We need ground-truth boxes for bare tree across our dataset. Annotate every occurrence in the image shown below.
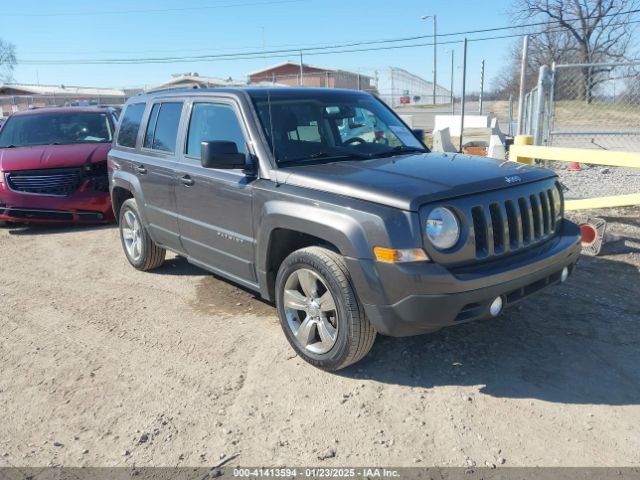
[493,26,577,98]
[521,0,639,102]
[0,39,16,83]
[493,0,639,102]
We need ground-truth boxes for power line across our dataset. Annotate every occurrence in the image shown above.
[16,8,640,65]
[12,33,551,66]
[20,7,640,57]
[19,19,640,66]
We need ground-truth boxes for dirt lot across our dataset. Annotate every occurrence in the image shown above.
[1,207,639,468]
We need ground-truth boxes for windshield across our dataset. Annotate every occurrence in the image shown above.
[250,91,426,165]
[0,112,113,148]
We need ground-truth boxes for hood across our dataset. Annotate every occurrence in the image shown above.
[278,152,557,211]
[0,143,111,172]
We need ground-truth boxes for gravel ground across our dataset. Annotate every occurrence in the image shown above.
[551,163,639,200]
[0,207,639,468]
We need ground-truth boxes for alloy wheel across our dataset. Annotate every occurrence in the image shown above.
[283,268,339,355]
[122,209,143,262]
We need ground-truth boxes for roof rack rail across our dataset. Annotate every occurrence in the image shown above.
[142,85,202,94]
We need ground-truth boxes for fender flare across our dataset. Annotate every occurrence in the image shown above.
[110,172,151,229]
[256,200,374,274]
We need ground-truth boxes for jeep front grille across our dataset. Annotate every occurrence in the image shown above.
[6,168,83,196]
[471,186,560,258]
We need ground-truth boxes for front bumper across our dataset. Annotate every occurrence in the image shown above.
[347,219,582,336]
[0,186,114,224]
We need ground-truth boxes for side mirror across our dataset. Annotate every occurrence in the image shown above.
[201,141,246,169]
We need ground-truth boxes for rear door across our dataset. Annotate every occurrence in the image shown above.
[134,101,185,251]
[174,99,257,287]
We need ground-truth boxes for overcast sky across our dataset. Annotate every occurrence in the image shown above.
[4,0,516,93]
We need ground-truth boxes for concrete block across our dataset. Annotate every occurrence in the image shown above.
[432,128,458,153]
[487,134,506,160]
[434,115,494,137]
[490,117,506,143]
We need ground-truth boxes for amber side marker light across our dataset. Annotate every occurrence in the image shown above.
[373,247,430,263]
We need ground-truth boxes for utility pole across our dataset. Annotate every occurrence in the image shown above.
[420,15,437,105]
[390,67,395,107]
[517,35,529,135]
[479,59,485,114]
[433,15,437,105]
[299,51,304,86]
[450,50,454,114]
[459,38,468,153]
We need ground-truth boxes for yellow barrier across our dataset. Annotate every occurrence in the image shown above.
[513,135,534,165]
[565,194,640,210]
[510,145,640,169]
[509,144,640,211]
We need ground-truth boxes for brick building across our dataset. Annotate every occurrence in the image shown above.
[248,62,376,93]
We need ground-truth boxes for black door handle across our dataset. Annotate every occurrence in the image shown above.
[135,165,147,174]
[180,175,195,187]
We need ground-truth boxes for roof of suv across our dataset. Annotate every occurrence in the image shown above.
[130,86,371,102]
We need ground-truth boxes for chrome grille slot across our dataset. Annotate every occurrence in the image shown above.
[471,206,488,257]
[489,203,505,254]
[547,189,556,231]
[7,168,83,196]
[518,197,532,244]
[504,200,520,249]
[529,194,542,240]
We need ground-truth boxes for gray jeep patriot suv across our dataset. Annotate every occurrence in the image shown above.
[108,87,581,371]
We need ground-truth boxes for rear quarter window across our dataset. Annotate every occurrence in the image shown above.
[116,103,146,148]
[143,102,183,153]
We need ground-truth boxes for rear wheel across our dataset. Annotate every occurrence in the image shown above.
[119,198,166,271]
[275,246,376,371]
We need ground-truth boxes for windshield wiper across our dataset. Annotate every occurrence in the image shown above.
[283,150,370,164]
[373,146,428,158]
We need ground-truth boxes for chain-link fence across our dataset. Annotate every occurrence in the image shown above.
[547,61,640,152]
[0,94,129,117]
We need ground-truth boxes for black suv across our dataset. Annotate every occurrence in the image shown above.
[108,88,581,371]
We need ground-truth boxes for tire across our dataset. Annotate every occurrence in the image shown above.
[275,246,376,371]
[118,198,166,271]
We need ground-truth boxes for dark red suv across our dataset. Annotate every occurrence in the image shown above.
[0,107,119,224]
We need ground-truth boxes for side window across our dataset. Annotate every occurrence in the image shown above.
[186,103,247,159]
[143,104,160,149]
[143,102,183,153]
[116,103,146,148]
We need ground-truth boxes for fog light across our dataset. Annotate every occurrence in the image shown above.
[489,296,503,317]
[561,266,570,283]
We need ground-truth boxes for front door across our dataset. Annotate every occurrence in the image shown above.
[175,100,256,287]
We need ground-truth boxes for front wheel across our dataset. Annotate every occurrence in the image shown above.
[275,246,376,371]
[119,198,166,271]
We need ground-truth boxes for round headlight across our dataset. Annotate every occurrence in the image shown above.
[426,207,460,250]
